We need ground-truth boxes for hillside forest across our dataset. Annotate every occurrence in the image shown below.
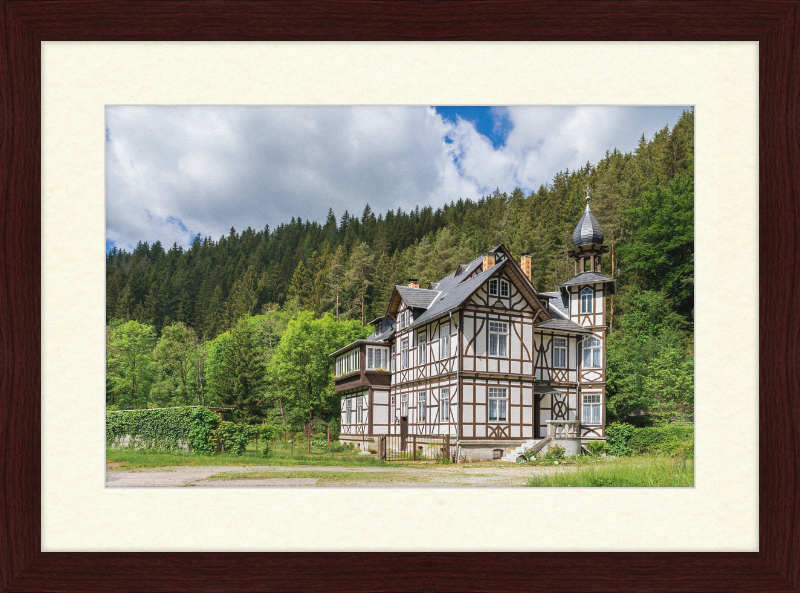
[106,108,695,431]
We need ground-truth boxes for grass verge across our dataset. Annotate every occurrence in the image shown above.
[106,447,390,469]
[526,455,693,487]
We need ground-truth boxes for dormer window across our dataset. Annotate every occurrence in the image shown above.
[580,287,594,313]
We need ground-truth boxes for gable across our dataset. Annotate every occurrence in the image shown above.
[468,266,550,319]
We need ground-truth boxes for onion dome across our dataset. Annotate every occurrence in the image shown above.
[572,187,604,247]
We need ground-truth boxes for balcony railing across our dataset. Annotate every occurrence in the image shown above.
[546,420,580,439]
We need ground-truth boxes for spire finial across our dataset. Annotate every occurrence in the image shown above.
[585,184,591,204]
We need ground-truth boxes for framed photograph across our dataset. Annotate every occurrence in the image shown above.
[2,2,797,591]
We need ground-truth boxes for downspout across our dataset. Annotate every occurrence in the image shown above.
[450,310,461,463]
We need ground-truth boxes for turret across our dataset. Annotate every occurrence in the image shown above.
[569,186,608,274]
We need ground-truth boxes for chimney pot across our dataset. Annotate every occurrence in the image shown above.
[520,254,532,281]
[482,253,496,272]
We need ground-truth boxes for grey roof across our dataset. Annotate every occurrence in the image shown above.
[366,320,395,342]
[559,271,615,287]
[534,318,592,334]
[408,259,510,331]
[572,203,604,247]
[395,285,441,309]
[540,290,570,319]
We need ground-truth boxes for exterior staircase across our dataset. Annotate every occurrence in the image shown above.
[500,436,552,462]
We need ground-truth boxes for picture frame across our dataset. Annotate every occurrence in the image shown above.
[1,1,797,590]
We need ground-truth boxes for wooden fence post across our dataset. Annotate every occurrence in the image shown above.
[444,434,450,460]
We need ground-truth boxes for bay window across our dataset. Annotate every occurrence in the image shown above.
[367,346,387,370]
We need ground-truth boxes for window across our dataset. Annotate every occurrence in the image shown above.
[488,388,507,422]
[582,336,602,368]
[489,278,498,296]
[441,388,450,421]
[488,321,509,357]
[390,345,394,372]
[440,323,450,358]
[581,287,594,313]
[418,392,426,422]
[401,393,408,416]
[582,393,602,424]
[417,331,427,365]
[391,395,397,423]
[401,340,409,369]
[336,349,359,376]
[553,337,567,368]
[500,279,509,297]
[357,397,363,423]
[346,398,352,425]
[398,311,403,330]
[367,347,387,370]
[406,310,411,327]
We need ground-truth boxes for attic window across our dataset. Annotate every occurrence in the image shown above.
[489,279,499,296]
[500,279,509,297]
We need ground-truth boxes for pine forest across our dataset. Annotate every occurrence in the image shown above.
[106,109,695,432]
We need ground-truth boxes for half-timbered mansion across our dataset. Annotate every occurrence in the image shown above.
[330,193,614,462]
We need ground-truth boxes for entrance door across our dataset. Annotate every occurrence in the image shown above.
[400,417,408,451]
[534,396,541,439]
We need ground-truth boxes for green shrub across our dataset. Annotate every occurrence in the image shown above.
[188,407,222,454]
[586,440,609,456]
[210,421,256,456]
[606,422,635,456]
[630,425,694,455]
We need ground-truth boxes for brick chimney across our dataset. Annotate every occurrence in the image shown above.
[520,254,532,281]
[482,253,496,272]
[408,278,420,289]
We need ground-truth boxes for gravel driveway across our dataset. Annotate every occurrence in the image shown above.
[106,463,562,488]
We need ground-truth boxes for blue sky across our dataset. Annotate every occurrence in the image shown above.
[106,105,689,252]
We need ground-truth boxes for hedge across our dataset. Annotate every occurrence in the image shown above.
[107,407,284,456]
[605,422,694,457]
[630,425,694,456]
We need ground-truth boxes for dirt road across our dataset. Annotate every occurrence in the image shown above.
[106,462,562,488]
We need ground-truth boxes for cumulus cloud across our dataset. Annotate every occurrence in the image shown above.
[106,105,687,250]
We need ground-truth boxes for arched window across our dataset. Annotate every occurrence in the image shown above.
[580,287,594,313]
[582,336,602,369]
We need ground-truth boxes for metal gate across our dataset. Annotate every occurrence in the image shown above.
[380,433,450,461]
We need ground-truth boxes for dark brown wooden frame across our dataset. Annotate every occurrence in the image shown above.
[0,1,797,591]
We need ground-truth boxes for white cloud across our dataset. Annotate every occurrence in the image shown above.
[106,105,688,250]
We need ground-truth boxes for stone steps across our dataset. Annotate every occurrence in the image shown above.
[500,438,546,463]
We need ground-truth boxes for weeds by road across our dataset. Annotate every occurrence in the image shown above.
[526,455,694,487]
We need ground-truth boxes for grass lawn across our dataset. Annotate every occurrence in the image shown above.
[526,455,694,487]
[106,440,390,469]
